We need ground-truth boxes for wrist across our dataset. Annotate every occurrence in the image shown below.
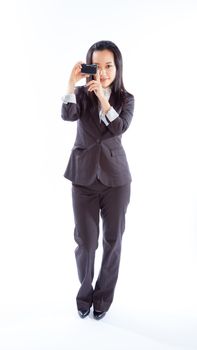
[99,97,110,114]
[103,105,111,114]
[102,105,111,115]
[67,80,75,94]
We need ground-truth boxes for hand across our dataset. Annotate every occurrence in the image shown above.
[86,71,104,99]
[87,71,111,114]
[67,61,90,93]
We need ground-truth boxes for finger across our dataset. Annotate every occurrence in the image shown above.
[87,84,95,89]
[81,72,90,78]
[86,80,97,86]
[88,85,97,92]
[95,70,100,82]
[77,60,83,66]
[74,61,84,72]
[74,61,83,69]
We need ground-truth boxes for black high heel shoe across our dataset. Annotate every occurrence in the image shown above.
[93,310,106,320]
[78,309,90,319]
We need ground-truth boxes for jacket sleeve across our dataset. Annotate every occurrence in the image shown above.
[61,87,82,121]
[106,93,134,135]
[61,102,80,121]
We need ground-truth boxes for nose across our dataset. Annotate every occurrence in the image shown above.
[99,68,107,76]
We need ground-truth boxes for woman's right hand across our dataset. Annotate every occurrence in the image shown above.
[67,61,89,93]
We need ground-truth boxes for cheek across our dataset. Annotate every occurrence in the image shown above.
[111,69,116,80]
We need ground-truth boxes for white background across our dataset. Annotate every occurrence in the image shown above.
[0,0,197,349]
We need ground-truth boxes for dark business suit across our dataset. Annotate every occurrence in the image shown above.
[61,86,134,311]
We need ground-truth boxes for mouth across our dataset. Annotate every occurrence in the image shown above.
[101,78,109,82]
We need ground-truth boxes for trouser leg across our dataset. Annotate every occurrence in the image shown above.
[72,183,100,310]
[93,182,131,312]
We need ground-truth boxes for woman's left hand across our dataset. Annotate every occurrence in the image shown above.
[86,71,104,99]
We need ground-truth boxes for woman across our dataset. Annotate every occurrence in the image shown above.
[61,40,134,320]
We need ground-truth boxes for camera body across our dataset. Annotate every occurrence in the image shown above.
[81,64,97,75]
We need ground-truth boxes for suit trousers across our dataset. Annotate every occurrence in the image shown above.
[72,178,131,312]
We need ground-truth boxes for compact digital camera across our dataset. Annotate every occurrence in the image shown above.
[81,64,97,75]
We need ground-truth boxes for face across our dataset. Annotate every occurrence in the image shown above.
[92,49,116,88]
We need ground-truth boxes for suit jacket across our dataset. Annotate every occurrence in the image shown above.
[61,86,134,187]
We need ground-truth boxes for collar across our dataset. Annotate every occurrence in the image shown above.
[102,87,111,99]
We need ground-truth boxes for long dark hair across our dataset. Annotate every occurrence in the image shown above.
[77,40,127,113]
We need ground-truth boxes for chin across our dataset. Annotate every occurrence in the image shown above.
[101,80,111,88]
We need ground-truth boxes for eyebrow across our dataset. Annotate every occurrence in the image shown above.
[94,62,113,64]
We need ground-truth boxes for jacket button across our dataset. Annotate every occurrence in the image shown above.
[96,139,101,144]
